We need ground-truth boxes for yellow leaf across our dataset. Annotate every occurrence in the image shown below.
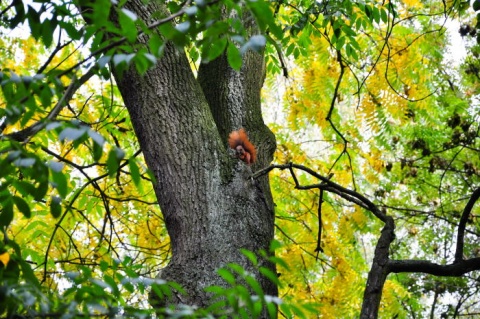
[0,252,10,267]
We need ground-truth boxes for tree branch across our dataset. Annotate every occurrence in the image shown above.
[388,258,480,276]
[455,187,480,262]
[5,66,97,142]
[253,163,388,223]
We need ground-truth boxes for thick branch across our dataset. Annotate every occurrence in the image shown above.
[360,217,395,319]
[388,258,480,276]
[455,187,480,262]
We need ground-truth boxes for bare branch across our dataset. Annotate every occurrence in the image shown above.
[253,163,388,223]
[455,187,480,262]
[388,258,480,276]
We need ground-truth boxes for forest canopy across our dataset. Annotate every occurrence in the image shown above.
[0,0,479,318]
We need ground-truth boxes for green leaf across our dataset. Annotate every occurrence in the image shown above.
[204,285,225,295]
[128,158,141,188]
[158,23,186,46]
[13,157,35,167]
[259,266,280,286]
[48,161,64,173]
[372,6,380,24]
[88,129,105,161]
[167,281,185,295]
[119,8,138,43]
[92,141,103,162]
[8,0,26,29]
[59,20,83,40]
[41,18,55,47]
[364,5,372,19]
[336,36,345,51]
[33,180,48,201]
[240,35,266,54]
[269,239,282,252]
[149,35,164,56]
[268,256,290,270]
[13,180,36,198]
[50,195,62,218]
[206,299,228,314]
[112,53,136,67]
[245,275,264,298]
[18,256,41,288]
[27,5,41,40]
[207,37,228,61]
[88,129,105,147]
[227,263,245,276]
[340,24,354,38]
[51,170,68,198]
[217,268,236,285]
[474,0,480,11]
[90,0,112,28]
[247,0,282,39]
[151,284,164,299]
[39,85,53,107]
[240,248,258,266]
[134,52,156,75]
[227,42,242,71]
[12,196,31,218]
[59,127,88,142]
[0,198,14,228]
[107,147,125,177]
[380,8,388,23]
[267,302,277,318]
[103,274,120,296]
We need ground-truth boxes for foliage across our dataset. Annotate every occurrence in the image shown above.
[0,0,479,318]
[265,0,480,317]
[0,242,311,318]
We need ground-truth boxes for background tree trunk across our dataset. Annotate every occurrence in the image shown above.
[111,0,277,309]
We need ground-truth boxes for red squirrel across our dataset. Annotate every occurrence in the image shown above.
[228,128,257,165]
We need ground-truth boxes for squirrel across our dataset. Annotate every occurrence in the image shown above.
[228,128,257,165]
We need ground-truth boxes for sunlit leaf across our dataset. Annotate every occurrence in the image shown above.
[227,42,242,71]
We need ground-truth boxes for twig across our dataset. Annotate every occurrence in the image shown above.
[315,189,324,259]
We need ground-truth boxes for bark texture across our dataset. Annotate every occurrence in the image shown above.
[111,0,277,311]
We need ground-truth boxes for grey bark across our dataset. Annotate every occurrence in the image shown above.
[110,0,277,311]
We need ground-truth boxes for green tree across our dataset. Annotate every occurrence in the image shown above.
[267,0,480,317]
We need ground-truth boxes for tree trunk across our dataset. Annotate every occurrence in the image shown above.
[111,0,277,311]
[360,217,395,319]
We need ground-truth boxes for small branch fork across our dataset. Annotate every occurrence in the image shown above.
[254,163,480,318]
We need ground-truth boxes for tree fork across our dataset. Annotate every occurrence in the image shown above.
[107,0,277,312]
